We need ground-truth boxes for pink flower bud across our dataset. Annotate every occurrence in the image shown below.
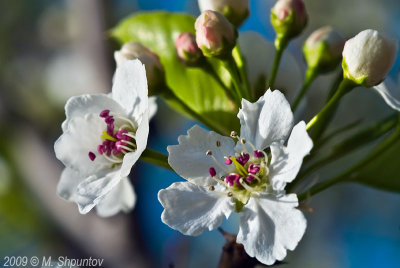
[198,0,250,27]
[195,10,237,58]
[175,33,203,65]
[271,0,308,45]
[114,42,165,93]
[303,26,345,73]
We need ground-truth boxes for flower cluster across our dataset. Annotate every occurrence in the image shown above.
[54,0,400,266]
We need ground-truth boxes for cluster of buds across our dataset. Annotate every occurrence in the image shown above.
[303,26,345,73]
[342,29,398,87]
[114,42,165,93]
[198,0,250,27]
[271,0,308,48]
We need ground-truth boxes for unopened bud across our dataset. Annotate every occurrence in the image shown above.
[271,0,307,48]
[342,29,398,87]
[114,42,165,94]
[198,0,250,27]
[195,10,238,58]
[175,33,203,65]
[303,26,345,73]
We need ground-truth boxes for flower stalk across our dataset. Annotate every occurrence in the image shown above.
[140,148,172,171]
[292,67,319,111]
[306,78,356,140]
[298,114,400,201]
[289,113,398,192]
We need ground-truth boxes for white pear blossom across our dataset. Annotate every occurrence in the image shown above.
[158,90,312,265]
[343,29,399,110]
[55,59,156,216]
[238,32,303,102]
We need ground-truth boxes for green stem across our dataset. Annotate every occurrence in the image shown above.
[268,37,288,89]
[292,68,319,112]
[298,115,400,201]
[232,45,252,100]
[223,56,248,104]
[203,61,239,110]
[140,148,172,171]
[306,78,356,140]
[288,114,396,192]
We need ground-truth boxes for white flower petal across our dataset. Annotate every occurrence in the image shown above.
[238,89,294,150]
[237,194,307,265]
[75,171,122,214]
[238,32,303,101]
[112,59,149,119]
[61,94,126,132]
[270,121,313,191]
[372,80,400,111]
[167,125,236,186]
[95,178,136,217]
[57,168,83,201]
[158,181,234,236]
[120,112,149,177]
[55,113,112,177]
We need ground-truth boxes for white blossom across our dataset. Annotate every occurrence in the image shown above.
[55,60,156,216]
[158,90,312,265]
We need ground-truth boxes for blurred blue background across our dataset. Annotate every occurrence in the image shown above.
[0,0,399,267]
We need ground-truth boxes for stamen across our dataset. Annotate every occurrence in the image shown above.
[224,157,232,165]
[97,145,104,155]
[99,110,110,118]
[227,192,233,197]
[240,138,246,144]
[124,132,136,139]
[237,153,250,165]
[105,116,114,125]
[209,154,231,174]
[206,150,212,156]
[248,163,260,174]
[114,115,136,128]
[230,131,238,138]
[239,178,255,192]
[209,186,215,191]
[88,152,96,161]
[216,141,221,147]
[209,167,216,177]
[103,154,123,163]
[117,144,135,152]
[253,150,262,158]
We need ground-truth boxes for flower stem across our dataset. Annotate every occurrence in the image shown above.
[289,113,397,192]
[306,78,356,141]
[298,115,400,201]
[223,55,250,104]
[292,67,318,112]
[232,45,252,100]
[268,37,288,89]
[203,61,239,110]
[140,148,172,171]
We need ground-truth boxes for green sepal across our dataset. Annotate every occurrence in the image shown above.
[342,59,368,86]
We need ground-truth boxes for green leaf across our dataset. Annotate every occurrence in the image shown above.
[351,127,400,192]
[111,11,238,134]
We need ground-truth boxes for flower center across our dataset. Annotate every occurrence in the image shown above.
[206,131,272,209]
[88,109,137,165]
